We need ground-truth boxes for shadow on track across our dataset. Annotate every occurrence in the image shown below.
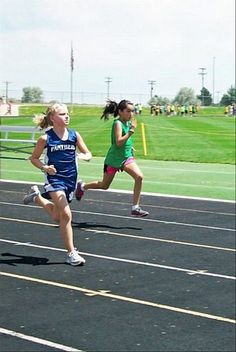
[0,253,64,266]
[72,221,142,231]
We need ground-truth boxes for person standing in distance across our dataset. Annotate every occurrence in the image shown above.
[76,100,149,217]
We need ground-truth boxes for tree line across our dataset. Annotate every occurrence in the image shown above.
[14,85,236,106]
[149,86,235,107]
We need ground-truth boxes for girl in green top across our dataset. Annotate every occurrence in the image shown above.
[76,100,149,217]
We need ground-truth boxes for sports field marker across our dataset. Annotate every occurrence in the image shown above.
[141,122,147,156]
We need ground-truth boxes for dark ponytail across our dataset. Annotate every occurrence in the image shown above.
[101,99,133,120]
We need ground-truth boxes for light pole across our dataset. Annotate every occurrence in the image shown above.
[198,68,207,105]
[105,77,112,101]
[212,57,216,104]
[3,81,12,103]
[148,80,156,99]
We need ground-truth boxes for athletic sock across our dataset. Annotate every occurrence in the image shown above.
[132,204,139,211]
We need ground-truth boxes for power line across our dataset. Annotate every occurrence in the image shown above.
[148,80,156,99]
[2,81,12,103]
[198,68,207,105]
[105,77,112,101]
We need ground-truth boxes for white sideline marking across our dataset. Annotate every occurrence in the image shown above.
[0,203,235,232]
[0,327,82,351]
[0,179,235,203]
[0,272,235,325]
[0,238,235,281]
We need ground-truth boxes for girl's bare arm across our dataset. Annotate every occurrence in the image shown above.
[30,135,56,174]
[76,132,92,161]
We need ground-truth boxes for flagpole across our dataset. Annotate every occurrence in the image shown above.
[70,42,74,112]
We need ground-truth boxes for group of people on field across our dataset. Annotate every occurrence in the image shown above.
[23,100,149,266]
[150,104,200,117]
[224,104,236,116]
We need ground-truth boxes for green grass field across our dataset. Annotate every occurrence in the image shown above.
[1,105,235,164]
[0,105,235,200]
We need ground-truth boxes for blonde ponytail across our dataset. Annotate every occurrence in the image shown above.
[33,103,67,129]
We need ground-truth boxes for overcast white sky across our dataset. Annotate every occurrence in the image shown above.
[0,0,235,103]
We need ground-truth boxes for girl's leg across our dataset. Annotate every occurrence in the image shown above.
[123,161,143,205]
[84,172,116,190]
[75,171,116,201]
[34,194,60,223]
[49,191,74,252]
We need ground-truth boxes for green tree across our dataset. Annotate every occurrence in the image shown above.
[173,87,197,105]
[148,95,169,106]
[197,87,212,106]
[21,87,44,103]
[220,86,236,106]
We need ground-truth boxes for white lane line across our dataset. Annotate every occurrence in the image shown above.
[0,238,235,281]
[82,228,236,252]
[0,192,235,215]
[0,203,235,232]
[1,216,235,252]
[73,210,236,232]
[0,272,235,325]
[0,179,235,203]
[83,198,236,216]
[0,327,82,351]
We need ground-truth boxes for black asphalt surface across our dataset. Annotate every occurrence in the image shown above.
[0,181,235,352]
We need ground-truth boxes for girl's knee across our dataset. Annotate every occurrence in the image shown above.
[59,208,72,222]
[52,215,60,224]
[102,184,110,190]
[135,173,143,182]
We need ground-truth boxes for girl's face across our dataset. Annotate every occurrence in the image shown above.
[51,105,70,126]
[119,104,134,121]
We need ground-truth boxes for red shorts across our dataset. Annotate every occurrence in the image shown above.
[104,157,135,175]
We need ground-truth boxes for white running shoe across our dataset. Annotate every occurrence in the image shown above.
[131,207,149,217]
[23,185,40,205]
[66,249,86,266]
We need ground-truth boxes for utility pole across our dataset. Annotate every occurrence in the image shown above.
[198,68,207,105]
[148,80,156,99]
[70,42,74,109]
[105,77,112,101]
[3,81,12,103]
[212,57,216,104]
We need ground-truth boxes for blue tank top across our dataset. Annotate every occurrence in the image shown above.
[44,128,77,190]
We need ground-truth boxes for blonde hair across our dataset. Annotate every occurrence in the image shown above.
[33,103,68,129]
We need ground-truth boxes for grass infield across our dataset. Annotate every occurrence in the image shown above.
[0,105,235,200]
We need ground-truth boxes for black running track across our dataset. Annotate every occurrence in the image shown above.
[0,181,235,352]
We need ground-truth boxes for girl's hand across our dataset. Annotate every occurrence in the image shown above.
[77,151,92,161]
[43,165,57,175]
[130,118,137,130]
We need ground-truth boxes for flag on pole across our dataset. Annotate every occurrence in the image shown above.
[70,44,74,72]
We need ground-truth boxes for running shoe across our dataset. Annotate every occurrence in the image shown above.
[131,207,149,217]
[23,185,40,205]
[66,249,86,266]
[75,180,84,201]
